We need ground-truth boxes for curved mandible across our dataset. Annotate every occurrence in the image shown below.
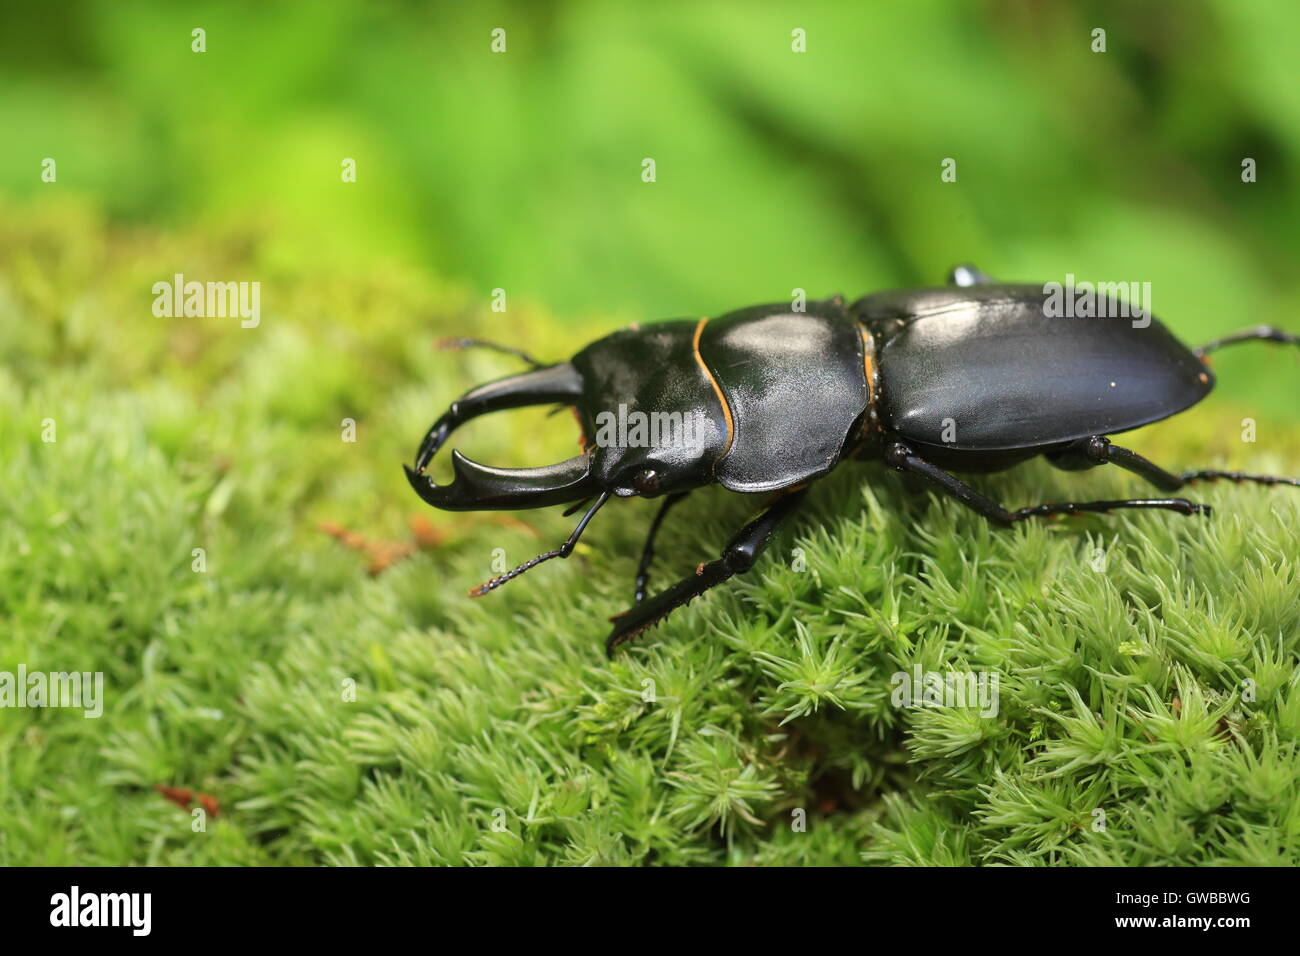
[406,362,594,511]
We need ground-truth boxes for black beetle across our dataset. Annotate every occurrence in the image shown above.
[406,265,1299,654]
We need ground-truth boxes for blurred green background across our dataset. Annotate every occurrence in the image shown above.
[2,0,1298,412]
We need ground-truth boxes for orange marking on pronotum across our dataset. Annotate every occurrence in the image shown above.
[693,317,734,467]
[860,330,876,405]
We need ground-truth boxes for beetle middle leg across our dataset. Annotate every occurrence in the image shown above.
[606,489,808,655]
[1048,435,1300,492]
[884,442,1210,527]
[633,491,690,603]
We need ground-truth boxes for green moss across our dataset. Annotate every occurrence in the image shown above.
[1,206,1298,866]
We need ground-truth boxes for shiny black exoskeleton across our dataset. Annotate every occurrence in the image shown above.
[407,265,1300,654]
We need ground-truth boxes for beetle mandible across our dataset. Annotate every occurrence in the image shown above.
[406,265,1300,654]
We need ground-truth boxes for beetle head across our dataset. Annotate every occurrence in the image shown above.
[407,323,731,511]
[570,323,729,499]
[579,409,722,499]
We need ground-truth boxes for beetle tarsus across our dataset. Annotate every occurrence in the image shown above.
[1050,435,1300,494]
[1179,469,1300,489]
[1009,498,1211,521]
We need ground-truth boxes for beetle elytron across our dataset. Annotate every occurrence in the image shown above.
[406,266,1299,654]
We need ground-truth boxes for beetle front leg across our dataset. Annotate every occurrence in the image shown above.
[885,442,1210,526]
[606,489,807,655]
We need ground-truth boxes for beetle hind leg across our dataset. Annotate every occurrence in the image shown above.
[1049,435,1300,492]
[1177,469,1300,489]
[885,442,1210,527]
[1194,325,1300,359]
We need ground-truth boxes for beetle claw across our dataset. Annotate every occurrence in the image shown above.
[410,361,587,484]
[405,451,595,512]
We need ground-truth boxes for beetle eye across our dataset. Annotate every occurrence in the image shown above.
[632,468,661,496]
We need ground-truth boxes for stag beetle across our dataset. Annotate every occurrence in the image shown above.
[406,265,1300,654]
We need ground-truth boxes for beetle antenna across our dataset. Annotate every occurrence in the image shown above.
[561,497,593,517]
[1194,325,1300,359]
[469,491,610,597]
[437,336,544,368]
